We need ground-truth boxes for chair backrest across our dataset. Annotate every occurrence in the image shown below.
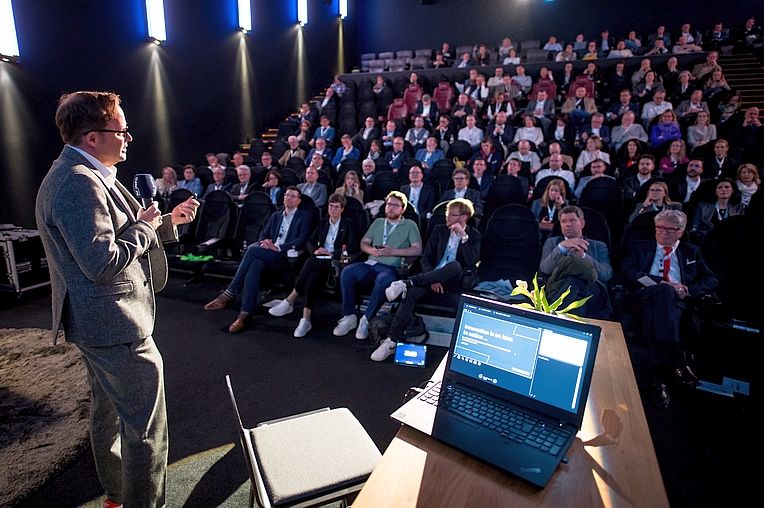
[195,191,237,253]
[368,171,401,201]
[402,84,423,112]
[415,48,433,59]
[234,193,276,258]
[387,98,408,121]
[454,45,473,58]
[482,175,528,227]
[396,50,413,61]
[388,59,407,72]
[446,140,472,161]
[632,177,682,205]
[378,51,395,60]
[432,81,454,111]
[270,140,289,161]
[368,59,385,73]
[479,204,540,283]
[520,40,541,55]
[338,102,356,122]
[409,57,430,70]
[525,48,549,63]
[531,77,557,100]
[579,177,624,240]
[357,101,377,124]
[279,168,300,188]
[342,197,370,237]
[431,158,456,192]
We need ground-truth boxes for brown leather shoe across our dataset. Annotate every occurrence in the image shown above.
[204,293,232,311]
[228,313,250,333]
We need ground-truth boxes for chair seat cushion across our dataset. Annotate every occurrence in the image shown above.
[251,407,381,505]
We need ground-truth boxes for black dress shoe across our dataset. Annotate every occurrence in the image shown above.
[676,365,701,387]
[653,383,670,408]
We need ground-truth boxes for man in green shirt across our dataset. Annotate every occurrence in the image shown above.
[334,191,423,340]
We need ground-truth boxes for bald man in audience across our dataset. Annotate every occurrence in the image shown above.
[229,165,252,201]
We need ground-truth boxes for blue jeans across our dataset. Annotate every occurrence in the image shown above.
[340,261,398,319]
[228,245,288,314]
[568,109,592,128]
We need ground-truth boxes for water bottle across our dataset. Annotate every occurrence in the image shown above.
[340,244,349,264]
[240,240,247,256]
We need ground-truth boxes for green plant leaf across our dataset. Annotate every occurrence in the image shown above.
[548,286,571,311]
[558,312,587,322]
[532,274,543,309]
[510,286,534,301]
[558,295,592,314]
[539,285,550,312]
[515,303,535,309]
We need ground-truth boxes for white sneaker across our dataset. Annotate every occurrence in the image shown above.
[385,280,407,301]
[294,318,312,337]
[333,314,358,336]
[371,338,397,362]
[268,299,293,317]
[355,315,369,340]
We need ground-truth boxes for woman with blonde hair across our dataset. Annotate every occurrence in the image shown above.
[336,169,364,204]
[736,163,760,207]
[155,166,178,198]
[531,178,568,233]
[575,136,610,174]
[687,110,717,151]
[628,180,681,223]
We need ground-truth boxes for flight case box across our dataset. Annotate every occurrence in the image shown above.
[0,227,51,297]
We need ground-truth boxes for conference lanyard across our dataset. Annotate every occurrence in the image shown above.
[382,220,398,245]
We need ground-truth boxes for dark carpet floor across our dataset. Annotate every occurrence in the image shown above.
[0,276,754,507]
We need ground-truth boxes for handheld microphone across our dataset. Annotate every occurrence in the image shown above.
[133,174,157,209]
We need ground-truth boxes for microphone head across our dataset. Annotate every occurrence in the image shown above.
[133,174,157,199]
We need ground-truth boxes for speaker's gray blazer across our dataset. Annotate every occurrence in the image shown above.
[36,146,178,346]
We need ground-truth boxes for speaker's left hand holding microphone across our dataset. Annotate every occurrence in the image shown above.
[133,173,199,227]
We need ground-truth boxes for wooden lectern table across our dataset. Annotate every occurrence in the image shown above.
[353,319,669,508]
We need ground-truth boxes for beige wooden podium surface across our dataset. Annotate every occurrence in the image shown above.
[353,319,669,508]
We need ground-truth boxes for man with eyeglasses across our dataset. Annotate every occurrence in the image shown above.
[438,167,483,218]
[204,186,312,333]
[334,191,422,340]
[36,91,199,507]
[621,210,717,408]
[379,199,481,361]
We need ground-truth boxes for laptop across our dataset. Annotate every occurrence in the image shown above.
[393,294,601,488]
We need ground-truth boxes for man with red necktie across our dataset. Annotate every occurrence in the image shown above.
[621,210,717,408]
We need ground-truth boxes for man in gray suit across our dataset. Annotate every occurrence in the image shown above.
[35,91,199,508]
[539,205,612,319]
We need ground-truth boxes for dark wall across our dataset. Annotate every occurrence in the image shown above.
[356,0,759,54]
[0,0,357,227]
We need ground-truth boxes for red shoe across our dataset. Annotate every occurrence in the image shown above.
[104,500,123,508]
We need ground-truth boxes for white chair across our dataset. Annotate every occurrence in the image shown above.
[225,375,381,508]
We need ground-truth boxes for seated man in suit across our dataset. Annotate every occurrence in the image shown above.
[267,193,361,337]
[561,86,598,129]
[611,111,649,152]
[385,137,408,171]
[202,166,232,198]
[333,191,423,340]
[605,89,640,125]
[297,166,328,207]
[332,134,361,170]
[470,157,494,199]
[401,164,436,217]
[621,210,718,407]
[539,206,613,319]
[674,90,709,119]
[525,89,556,130]
[503,157,531,197]
[229,164,252,202]
[413,94,440,129]
[352,116,380,155]
[469,137,502,176]
[623,154,658,206]
[278,135,307,167]
[378,198,482,361]
[304,136,334,166]
[414,136,445,170]
[581,113,612,147]
[204,186,312,332]
[486,111,514,156]
[438,167,483,218]
[674,159,707,203]
[381,119,402,149]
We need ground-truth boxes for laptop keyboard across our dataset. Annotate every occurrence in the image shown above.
[421,382,442,405]
[442,385,571,456]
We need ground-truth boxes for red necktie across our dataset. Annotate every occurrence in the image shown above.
[662,247,672,281]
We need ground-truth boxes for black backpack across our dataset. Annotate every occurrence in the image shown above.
[368,314,429,346]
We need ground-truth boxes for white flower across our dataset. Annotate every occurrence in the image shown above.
[516,280,528,290]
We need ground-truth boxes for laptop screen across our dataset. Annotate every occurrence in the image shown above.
[448,295,600,417]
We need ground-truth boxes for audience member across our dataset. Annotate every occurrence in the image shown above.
[621,212,717,407]
[691,51,721,80]
[531,178,568,233]
[525,89,555,130]
[278,136,307,167]
[297,166,328,207]
[202,166,231,198]
[204,186,312,332]
[361,158,376,188]
[471,157,494,199]
[229,165,252,202]
[508,140,541,174]
[736,163,760,207]
[728,106,764,165]
[177,164,203,197]
[628,180,681,223]
[334,191,422,339]
[458,114,484,148]
[310,116,336,147]
[633,70,665,103]
[471,137,502,176]
[574,159,616,199]
[438,167,483,217]
[537,153,576,189]
[155,166,178,198]
[401,165,436,216]
[385,137,408,171]
[642,91,674,128]
[561,86,597,128]
[336,169,364,205]
[414,94,440,128]
[581,112,611,147]
[675,90,709,119]
[611,111,649,151]
[405,117,430,151]
[659,139,689,176]
[539,205,613,319]
[687,111,717,151]
[691,178,744,238]
[261,170,283,206]
[675,159,707,203]
[305,136,334,165]
[672,35,702,54]
[575,136,611,174]
[503,157,531,197]
[623,154,658,203]
[514,115,545,147]
[607,89,640,124]
[378,198,481,362]
[332,134,361,170]
[352,117,381,154]
[649,110,682,146]
[267,194,360,337]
